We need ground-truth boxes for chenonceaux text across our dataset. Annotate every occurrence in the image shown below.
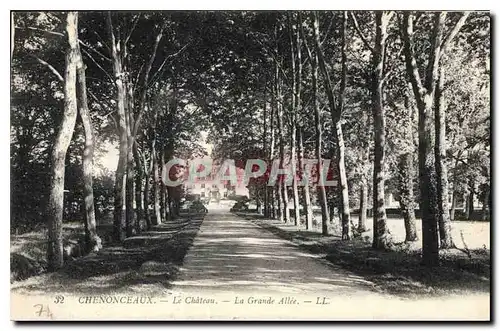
[78,295,155,304]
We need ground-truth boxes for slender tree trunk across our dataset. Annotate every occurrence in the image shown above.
[398,153,418,242]
[47,12,79,270]
[282,182,290,222]
[334,123,352,240]
[133,146,144,233]
[11,12,15,60]
[276,70,289,223]
[358,178,368,232]
[290,125,300,225]
[125,151,135,236]
[482,184,489,221]
[161,150,169,221]
[435,67,453,248]
[108,13,128,242]
[288,14,300,226]
[158,156,167,223]
[262,81,269,218]
[466,182,474,220]
[298,127,313,230]
[312,11,350,238]
[152,142,161,225]
[125,91,135,236]
[450,189,456,221]
[143,150,152,230]
[312,53,329,233]
[269,85,277,220]
[300,15,329,232]
[294,20,312,230]
[276,185,283,222]
[371,11,392,249]
[76,44,101,253]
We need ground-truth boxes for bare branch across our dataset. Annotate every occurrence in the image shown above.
[349,12,374,53]
[124,14,141,46]
[17,26,64,37]
[16,25,111,62]
[31,55,63,82]
[133,25,166,137]
[79,40,111,62]
[81,48,113,83]
[441,12,470,57]
[424,12,446,93]
[402,13,426,104]
[148,41,191,88]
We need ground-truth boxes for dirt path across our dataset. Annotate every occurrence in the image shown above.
[10,207,489,320]
[171,208,380,296]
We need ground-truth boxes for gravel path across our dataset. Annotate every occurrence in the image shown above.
[172,208,381,296]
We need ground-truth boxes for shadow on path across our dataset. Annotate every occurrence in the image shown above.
[240,213,490,298]
[171,209,381,296]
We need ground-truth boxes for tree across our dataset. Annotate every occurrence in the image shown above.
[47,12,79,270]
[76,40,102,252]
[351,11,395,249]
[312,11,351,239]
[402,11,469,265]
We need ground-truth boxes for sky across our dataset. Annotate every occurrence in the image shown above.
[96,130,212,172]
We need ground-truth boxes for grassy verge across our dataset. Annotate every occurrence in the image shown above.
[10,214,205,291]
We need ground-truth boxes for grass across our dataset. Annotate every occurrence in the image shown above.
[11,214,205,295]
[10,213,205,285]
[237,212,490,298]
[10,222,87,282]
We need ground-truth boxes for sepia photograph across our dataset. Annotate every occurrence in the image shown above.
[9,9,491,321]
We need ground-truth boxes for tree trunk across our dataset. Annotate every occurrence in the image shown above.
[334,123,352,240]
[298,126,313,230]
[299,14,327,231]
[466,183,474,220]
[125,100,135,236]
[133,146,144,233]
[402,12,445,266]
[371,11,392,249]
[450,189,456,221]
[418,99,440,265]
[108,13,128,242]
[312,11,350,238]
[276,185,283,222]
[294,19,312,230]
[125,152,135,236]
[282,183,290,223]
[47,12,79,270]
[482,185,489,221]
[288,15,301,227]
[312,53,329,234]
[435,67,453,248]
[11,12,15,60]
[152,143,161,225]
[276,70,289,223]
[143,150,152,230]
[268,74,276,220]
[290,125,300,226]
[398,153,418,242]
[76,44,102,253]
[158,161,167,223]
[358,178,368,232]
